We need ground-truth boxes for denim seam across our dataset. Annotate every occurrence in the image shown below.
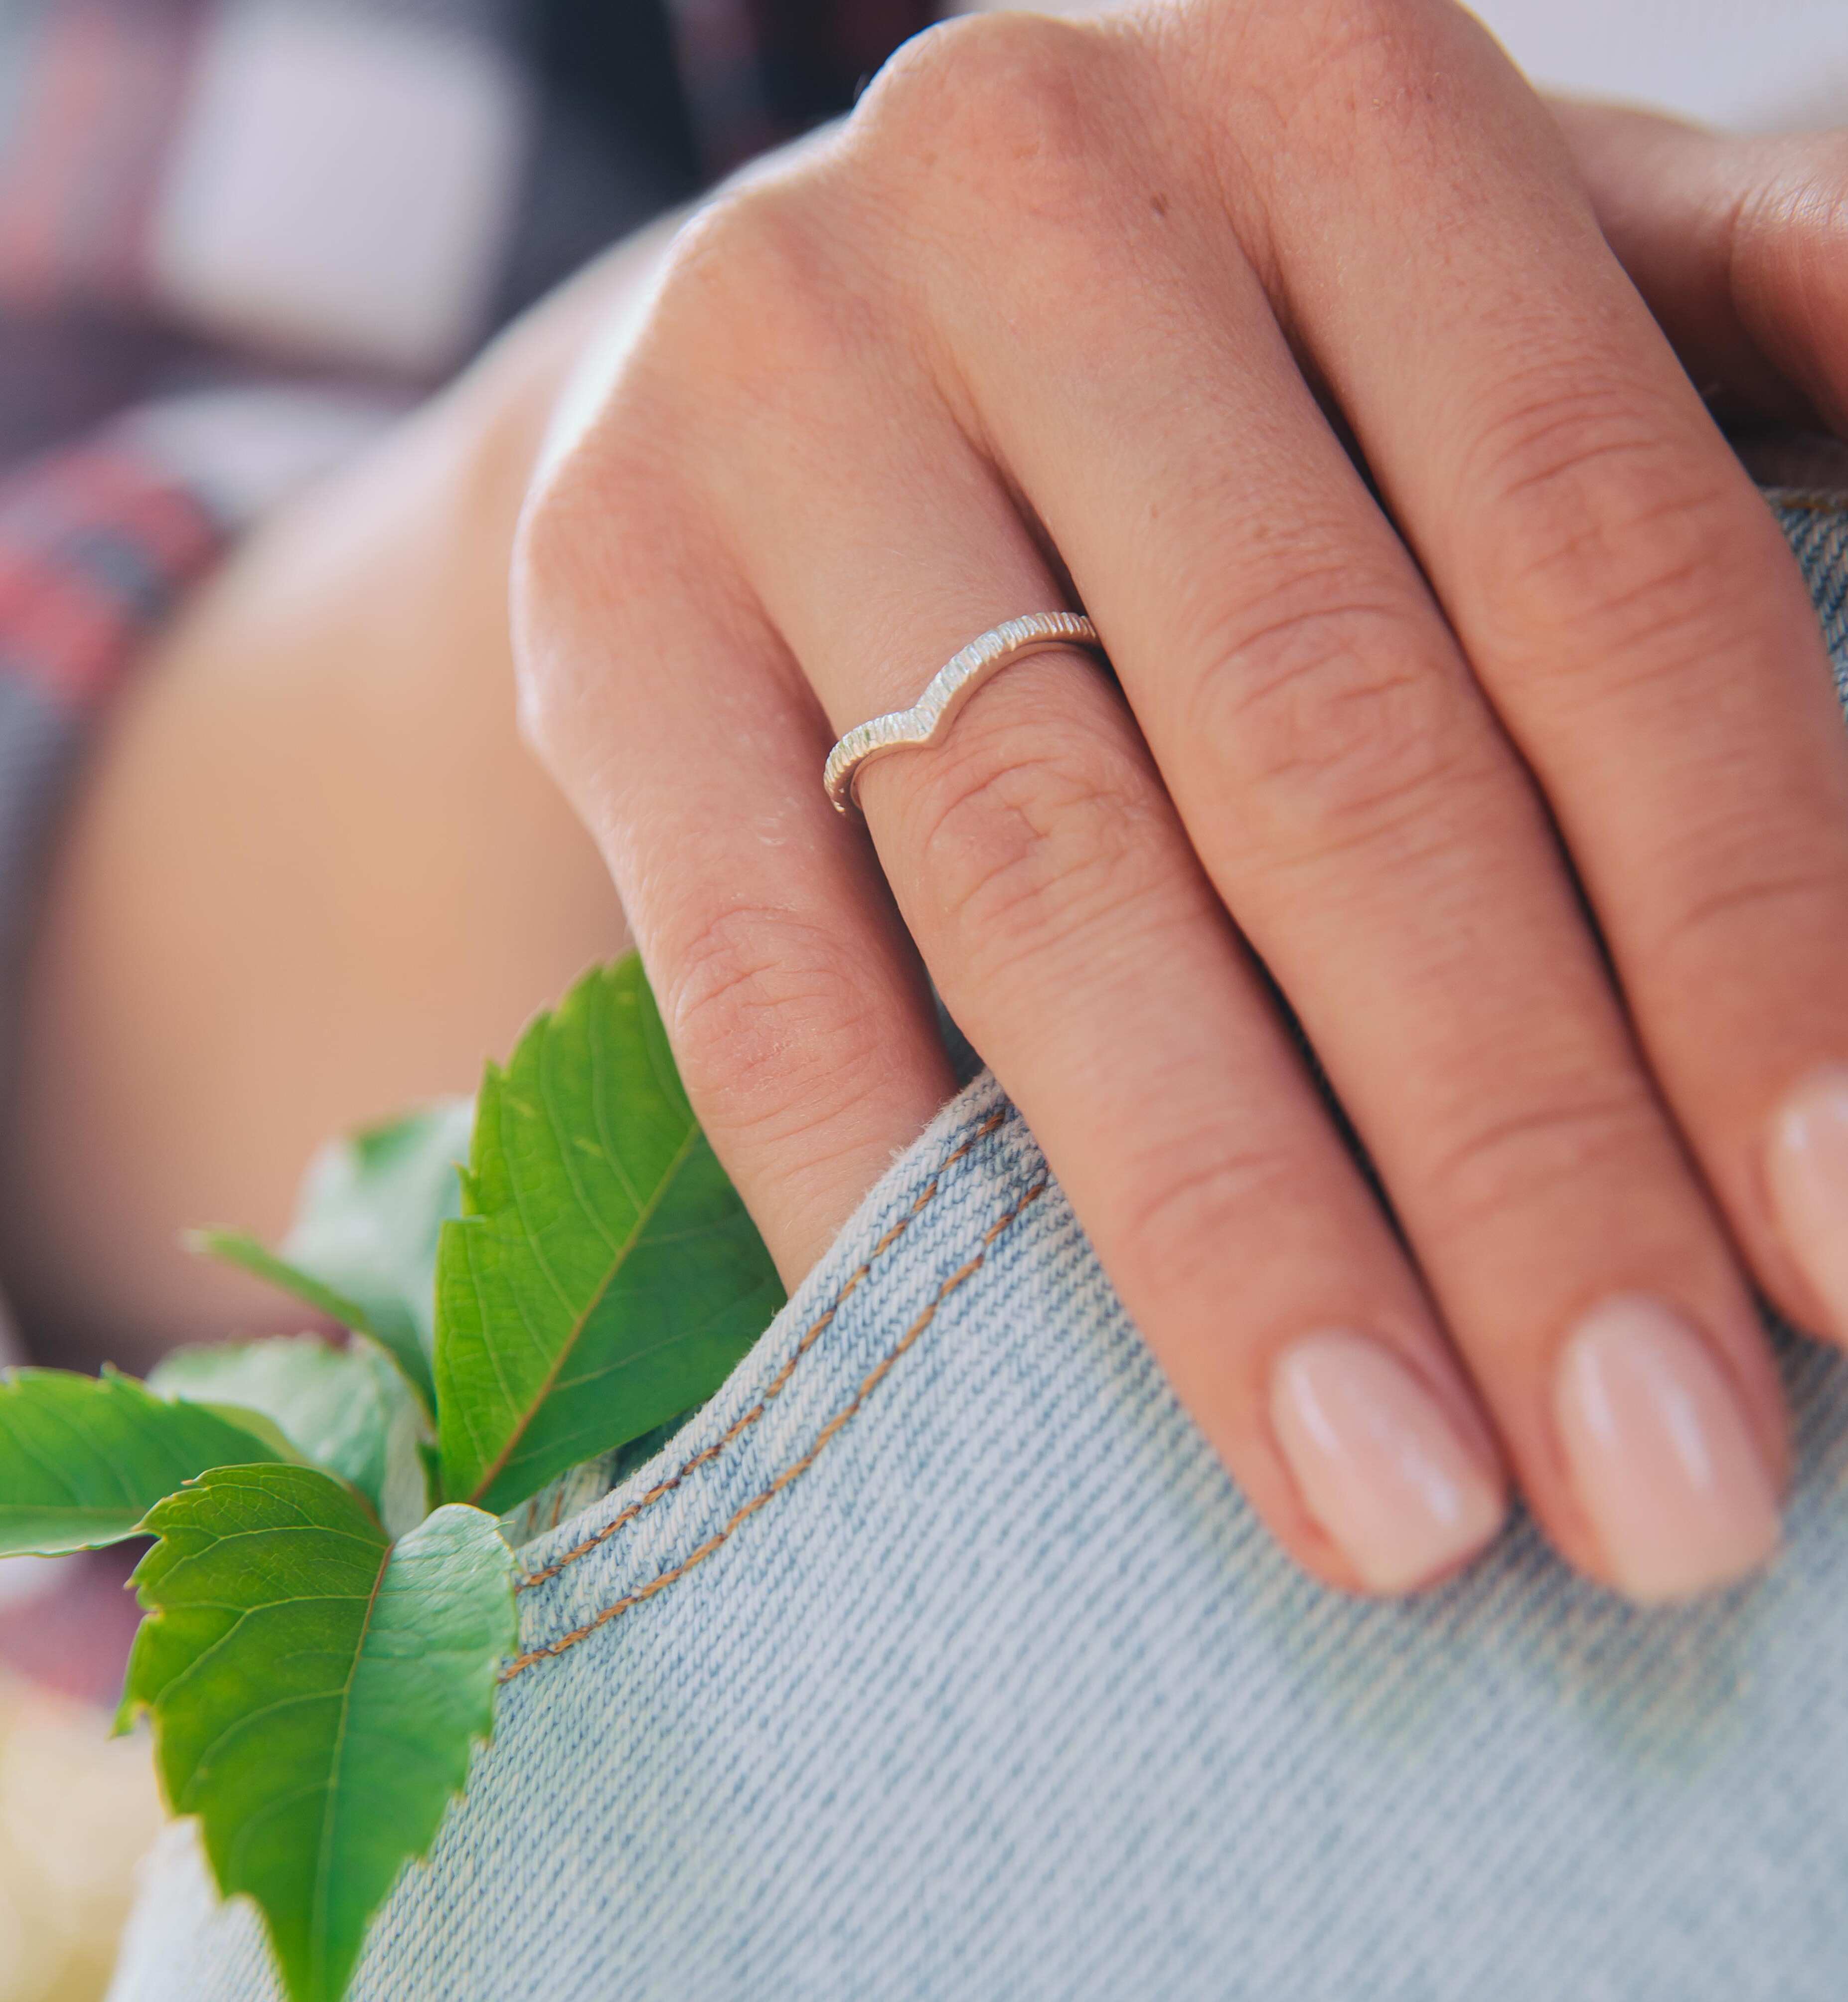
[513,1107,1012,1597]
[501,1167,1050,1681]
[1767,489,1848,516]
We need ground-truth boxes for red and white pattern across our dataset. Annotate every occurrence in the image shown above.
[0,0,934,1209]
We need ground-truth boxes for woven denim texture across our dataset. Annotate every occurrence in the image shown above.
[112,497,1848,2000]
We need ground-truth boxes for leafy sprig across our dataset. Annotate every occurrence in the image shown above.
[436,958,784,1511]
[121,1468,517,2002]
[0,957,781,2001]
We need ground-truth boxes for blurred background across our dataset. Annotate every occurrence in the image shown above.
[0,1556,157,2001]
[0,0,1844,1994]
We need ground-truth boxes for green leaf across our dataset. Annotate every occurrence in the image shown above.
[150,1336,431,1539]
[0,1368,287,1556]
[122,1465,516,2002]
[197,1100,471,1413]
[191,1232,380,1354]
[436,957,784,1514]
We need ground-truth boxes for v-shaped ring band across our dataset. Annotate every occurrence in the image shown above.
[823,612,1106,813]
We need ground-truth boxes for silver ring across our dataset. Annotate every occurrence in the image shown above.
[824,612,1106,812]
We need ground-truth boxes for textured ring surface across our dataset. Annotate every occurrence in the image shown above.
[824,612,1106,812]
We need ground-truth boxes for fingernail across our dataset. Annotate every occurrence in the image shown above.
[1271,1332,1505,1593]
[1767,1066,1848,1345]
[1555,1296,1779,1604]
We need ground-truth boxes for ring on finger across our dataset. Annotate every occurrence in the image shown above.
[823,611,1107,811]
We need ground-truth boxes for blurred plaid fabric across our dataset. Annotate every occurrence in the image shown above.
[0,0,933,1320]
[0,0,932,1682]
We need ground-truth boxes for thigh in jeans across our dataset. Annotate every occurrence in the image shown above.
[110,496,1848,2002]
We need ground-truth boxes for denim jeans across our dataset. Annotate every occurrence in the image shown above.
[112,495,1848,2001]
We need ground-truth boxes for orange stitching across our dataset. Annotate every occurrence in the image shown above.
[1769,491,1848,516]
[513,1110,1008,1594]
[501,1175,1048,1680]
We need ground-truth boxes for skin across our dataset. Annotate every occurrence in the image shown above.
[6,18,1848,1597]
[0,235,649,1372]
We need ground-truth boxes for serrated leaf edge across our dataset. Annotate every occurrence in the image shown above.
[120,1477,515,2002]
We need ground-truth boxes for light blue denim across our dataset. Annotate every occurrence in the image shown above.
[112,496,1848,2001]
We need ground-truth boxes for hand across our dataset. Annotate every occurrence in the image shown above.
[514,0,1848,1605]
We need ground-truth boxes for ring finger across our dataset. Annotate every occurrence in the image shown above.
[693,348,1511,1595]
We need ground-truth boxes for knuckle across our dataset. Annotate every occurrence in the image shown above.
[665,176,815,294]
[649,178,844,381]
[852,11,1110,217]
[515,435,628,605]
[1115,1139,1306,1300]
[1465,377,1759,669]
[658,903,890,1146]
[1299,0,1441,90]
[1416,1082,1666,1239]
[1248,0,1458,145]
[508,460,620,769]
[901,706,1166,977]
[1645,844,1848,980]
[509,441,662,774]
[1467,371,1668,537]
[1180,582,1490,862]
